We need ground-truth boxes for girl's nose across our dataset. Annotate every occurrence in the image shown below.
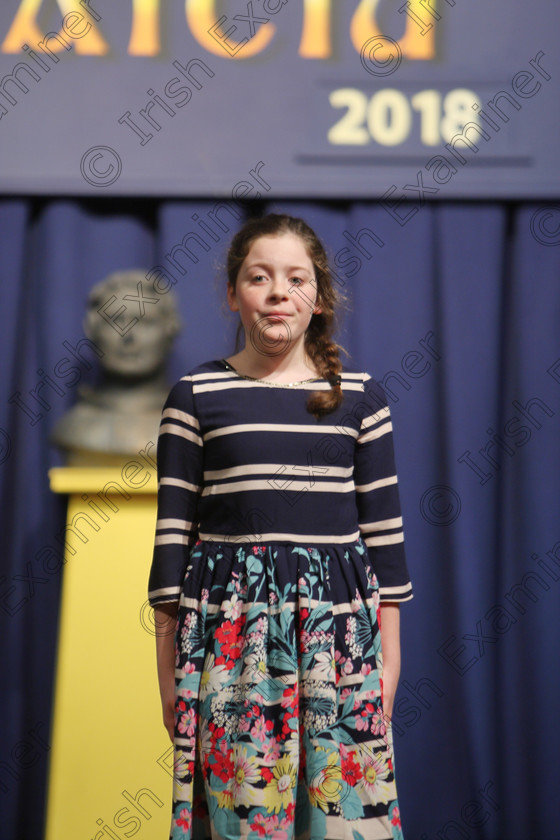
[268,277,289,299]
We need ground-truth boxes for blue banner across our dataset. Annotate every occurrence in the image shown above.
[0,0,558,197]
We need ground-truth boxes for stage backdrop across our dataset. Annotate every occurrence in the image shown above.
[1,196,560,840]
[0,0,559,197]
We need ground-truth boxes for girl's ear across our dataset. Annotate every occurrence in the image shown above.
[226,282,238,312]
[312,278,322,314]
[313,290,323,315]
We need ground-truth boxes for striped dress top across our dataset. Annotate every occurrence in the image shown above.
[148,359,413,606]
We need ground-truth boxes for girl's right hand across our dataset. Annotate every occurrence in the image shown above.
[161,679,175,743]
[153,603,179,744]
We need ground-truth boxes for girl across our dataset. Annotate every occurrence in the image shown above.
[148,214,413,840]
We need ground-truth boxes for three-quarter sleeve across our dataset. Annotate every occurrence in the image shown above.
[147,376,203,607]
[354,374,413,603]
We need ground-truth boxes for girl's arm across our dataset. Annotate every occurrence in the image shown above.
[379,603,401,721]
[154,603,178,743]
[148,377,204,741]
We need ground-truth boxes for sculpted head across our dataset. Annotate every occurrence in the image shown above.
[84,270,181,380]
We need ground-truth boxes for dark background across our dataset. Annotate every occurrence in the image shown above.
[1,1,560,838]
[1,197,559,839]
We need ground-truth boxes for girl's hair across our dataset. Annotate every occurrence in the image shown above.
[227,214,346,418]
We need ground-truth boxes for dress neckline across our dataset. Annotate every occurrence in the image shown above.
[220,359,322,388]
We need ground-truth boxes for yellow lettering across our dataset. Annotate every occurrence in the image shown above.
[2,0,437,61]
[128,0,161,56]
[350,0,436,61]
[2,0,61,52]
[2,0,108,55]
[186,0,275,59]
[299,0,331,59]
[57,0,108,53]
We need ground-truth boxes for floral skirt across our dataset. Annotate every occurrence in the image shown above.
[169,539,403,840]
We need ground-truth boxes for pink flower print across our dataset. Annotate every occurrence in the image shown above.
[391,806,401,827]
[251,714,272,743]
[355,713,370,731]
[178,707,196,737]
[177,687,195,700]
[261,737,282,765]
[251,813,278,836]
[238,716,252,733]
[230,746,260,807]
[250,812,269,836]
[250,813,290,839]
[371,708,387,736]
[357,749,394,804]
[176,807,191,832]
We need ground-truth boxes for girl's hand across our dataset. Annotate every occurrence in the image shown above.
[381,666,399,721]
[154,603,178,743]
[378,603,401,722]
[161,677,176,743]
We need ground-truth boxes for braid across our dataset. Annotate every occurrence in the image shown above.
[305,315,345,420]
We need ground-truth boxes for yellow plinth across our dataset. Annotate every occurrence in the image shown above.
[46,465,172,840]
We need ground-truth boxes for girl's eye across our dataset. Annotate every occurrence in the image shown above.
[252,275,267,283]
[290,276,304,286]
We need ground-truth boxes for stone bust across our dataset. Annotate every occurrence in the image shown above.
[51,270,181,463]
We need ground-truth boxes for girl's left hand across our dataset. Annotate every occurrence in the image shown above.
[381,667,400,720]
[379,604,401,721]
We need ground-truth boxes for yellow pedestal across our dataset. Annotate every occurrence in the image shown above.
[46,465,172,840]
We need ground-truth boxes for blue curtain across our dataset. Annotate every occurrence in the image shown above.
[1,197,559,840]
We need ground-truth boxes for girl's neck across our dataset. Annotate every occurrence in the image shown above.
[225,344,319,383]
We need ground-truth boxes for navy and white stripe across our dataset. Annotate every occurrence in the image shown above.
[148,360,412,606]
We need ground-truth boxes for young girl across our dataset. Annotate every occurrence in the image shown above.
[148,214,413,840]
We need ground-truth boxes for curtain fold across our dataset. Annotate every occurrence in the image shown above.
[0,197,558,840]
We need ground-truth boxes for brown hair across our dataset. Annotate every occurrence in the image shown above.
[226,213,346,418]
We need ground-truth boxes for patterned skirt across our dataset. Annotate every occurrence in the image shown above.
[169,539,403,840]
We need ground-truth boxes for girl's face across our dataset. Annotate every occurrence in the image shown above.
[227,233,321,356]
